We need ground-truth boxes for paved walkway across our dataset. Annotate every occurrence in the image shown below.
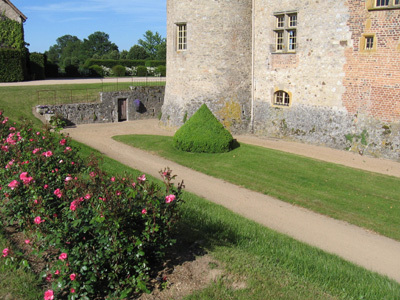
[63,120,400,284]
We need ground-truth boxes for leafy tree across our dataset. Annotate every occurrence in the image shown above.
[127,45,149,60]
[120,50,129,60]
[46,35,81,65]
[82,31,118,58]
[138,30,165,59]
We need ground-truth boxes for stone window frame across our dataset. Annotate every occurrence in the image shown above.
[360,33,377,53]
[176,23,187,52]
[366,0,400,10]
[272,90,292,107]
[273,11,298,54]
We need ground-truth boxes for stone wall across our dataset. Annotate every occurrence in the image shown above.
[43,86,164,125]
[0,1,24,23]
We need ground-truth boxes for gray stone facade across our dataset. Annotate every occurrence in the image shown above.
[0,0,27,23]
[163,0,400,161]
[41,86,164,125]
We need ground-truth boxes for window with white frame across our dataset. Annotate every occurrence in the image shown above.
[176,23,187,51]
[274,12,298,53]
[368,0,400,9]
[273,91,291,107]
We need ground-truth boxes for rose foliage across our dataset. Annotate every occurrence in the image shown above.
[0,111,184,299]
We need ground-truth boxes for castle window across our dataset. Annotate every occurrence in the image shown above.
[367,0,400,9]
[273,12,297,53]
[176,23,187,51]
[273,91,291,107]
[360,34,377,52]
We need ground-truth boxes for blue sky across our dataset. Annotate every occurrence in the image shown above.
[11,0,167,53]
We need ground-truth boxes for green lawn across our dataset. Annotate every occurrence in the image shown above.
[113,134,400,241]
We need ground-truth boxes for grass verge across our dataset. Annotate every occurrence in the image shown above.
[112,134,400,241]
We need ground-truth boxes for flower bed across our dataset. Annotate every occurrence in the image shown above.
[0,111,183,299]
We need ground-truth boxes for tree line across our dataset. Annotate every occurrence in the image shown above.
[45,30,166,70]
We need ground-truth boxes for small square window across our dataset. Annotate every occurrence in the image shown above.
[288,30,297,51]
[274,91,291,106]
[289,14,297,27]
[276,31,284,51]
[365,36,374,49]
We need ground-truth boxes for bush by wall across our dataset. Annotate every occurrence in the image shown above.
[0,49,25,82]
[0,111,183,299]
[155,65,167,77]
[136,65,148,77]
[173,104,234,153]
[29,52,45,80]
[112,64,126,77]
[145,60,166,68]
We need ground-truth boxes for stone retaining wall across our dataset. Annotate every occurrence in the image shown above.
[41,86,164,125]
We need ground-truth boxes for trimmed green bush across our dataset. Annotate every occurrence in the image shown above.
[0,49,25,82]
[112,64,126,77]
[29,52,45,80]
[89,64,103,77]
[155,65,166,77]
[145,60,166,68]
[136,65,147,77]
[173,104,234,153]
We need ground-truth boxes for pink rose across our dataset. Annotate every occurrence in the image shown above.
[65,176,73,182]
[54,188,62,198]
[111,177,115,182]
[84,194,91,200]
[44,289,54,300]
[46,273,52,282]
[70,273,76,281]
[59,253,67,261]
[165,194,176,204]
[54,270,60,275]
[2,248,9,257]
[89,172,96,177]
[34,216,44,224]
[25,239,30,244]
[32,148,42,154]
[42,151,53,157]
[8,180,19,190]
[141,209,147,214]
[138,174,146,182]
[44,184,49,189]
[59,139,66,145]
[71,288,75,293]
[20,172,34,185]
[70,200,78,211]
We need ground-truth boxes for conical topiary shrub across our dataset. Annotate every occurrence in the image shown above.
[173,104,234,153]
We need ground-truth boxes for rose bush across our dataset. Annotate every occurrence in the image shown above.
[0,111,184,299]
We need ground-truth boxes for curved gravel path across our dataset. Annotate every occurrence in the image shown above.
[63,120,400,284]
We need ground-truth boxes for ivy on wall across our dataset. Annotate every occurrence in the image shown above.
[0,13,24,50]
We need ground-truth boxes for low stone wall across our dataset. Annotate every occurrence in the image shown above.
[41,86,164,125]
[253,102,400,161]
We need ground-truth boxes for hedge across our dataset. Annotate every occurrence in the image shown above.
[0,49,26,82]
[0,15,24,50]
[84,59,166,69]
[29,52,45,80]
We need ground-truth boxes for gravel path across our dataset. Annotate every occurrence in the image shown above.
[63,120,400,283]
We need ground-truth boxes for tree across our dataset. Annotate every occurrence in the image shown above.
[46,35,81,65]
[82,31,118,58]
[120,50,129,60]
[127,45,149,60]
[138,30,165,59]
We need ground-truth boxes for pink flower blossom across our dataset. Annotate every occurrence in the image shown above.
[36,131,40,135]
[165,194,176,204]
[70,200,78,211]
[132,182,136,187]
[32,148,42,154]
[65,176,73,182]
[138,174,146,182]
[84,194,91,200]
[59,139,66,145]
[111,177,115,182]
[64,146,72,153]
[116,191,121,196]
[34,216,45,224]
[141,209,147,214]
[54,270,60,275]
[2,248,9,257]
[42,151,53,157]
[54,188,62,198]
[34,199,38,204]
[20,172,34,185]
[44,184,48,189]
[71,288,75,293]
[59,253,67,261]
[9,127,15,131]
[8,180,19,190]
[25,239,30,244]
[44,289,54,300]
[1,145,9,152]
[70,273,76,281]
[89,172,96,177]
[46,273,52,282]
[2,117,8,124]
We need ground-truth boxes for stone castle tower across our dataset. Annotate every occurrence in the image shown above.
[162,0,400,161]
[162,0,253,132]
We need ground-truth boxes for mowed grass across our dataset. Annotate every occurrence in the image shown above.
[113,135,400,241]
